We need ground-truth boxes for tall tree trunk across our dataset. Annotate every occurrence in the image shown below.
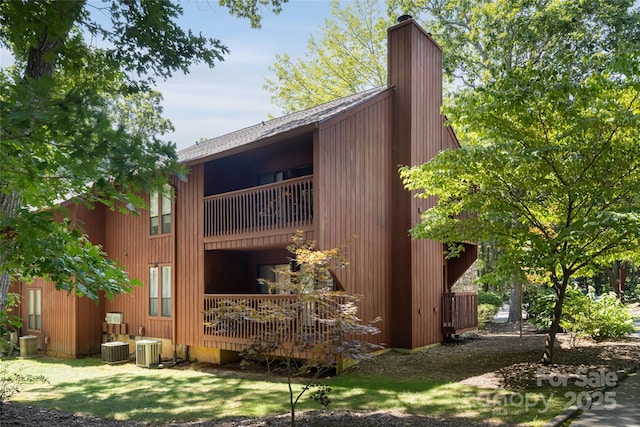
[603,262,622,297]
[542,277,568,365]
[507,281,522,323]
[0,3,81,312]
[619,262,627,298]
[0,191,22,312]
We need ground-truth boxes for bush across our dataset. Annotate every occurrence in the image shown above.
[478,303,499,328]
[623,281,640,304]
[582,292,633,340]
[0,365,47,417]
[478,291,503,309]
[529,285,633,343]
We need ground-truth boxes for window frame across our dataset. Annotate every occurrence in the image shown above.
[150,184,172,236]
[149,265,172,318]
[27,288,42,331]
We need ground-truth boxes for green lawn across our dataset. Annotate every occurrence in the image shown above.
[3,356,569,426]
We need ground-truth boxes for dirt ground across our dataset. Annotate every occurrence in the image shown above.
[3,321,640,427]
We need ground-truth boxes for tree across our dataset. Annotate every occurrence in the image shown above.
[400,0,640,363]
[0,1,284,313]
[205,232,381,427]
[264,0,391,114]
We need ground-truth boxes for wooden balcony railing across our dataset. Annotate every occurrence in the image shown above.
[442,292,478,336]
[203,293,344,346]
[203,175,313,237]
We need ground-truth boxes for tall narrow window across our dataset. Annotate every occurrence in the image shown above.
[161,192,172,234]
[149,267,159,316]
[161,266,171,317]
[150,190,159,235]
[149,265,172,317]
[150,185,172,235]
[28,288,41,330]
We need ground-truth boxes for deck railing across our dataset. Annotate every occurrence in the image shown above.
[203,293,344,346]
[203,176,313,237]
[442,292,478,335]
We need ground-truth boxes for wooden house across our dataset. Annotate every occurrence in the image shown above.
[12,18,477,362]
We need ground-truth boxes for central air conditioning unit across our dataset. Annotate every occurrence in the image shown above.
[136,340,161,368]
[101,342,130,364]
[19,335,38,358]
[105,312,123,324]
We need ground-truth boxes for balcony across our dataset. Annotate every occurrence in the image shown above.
[202,293,344,353]
[204,176,313,239]
[442,292,478,336]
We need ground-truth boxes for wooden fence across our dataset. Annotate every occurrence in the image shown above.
[203,293,345,345]
[442,292,478,336]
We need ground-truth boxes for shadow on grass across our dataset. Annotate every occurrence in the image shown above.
[9,357,564,426]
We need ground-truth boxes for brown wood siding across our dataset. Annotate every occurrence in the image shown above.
[175,164,204,347]
[446,243,478,290]
[17,278,75,356]
[204,229,312,250]
[316,91,393,347]
[72,203,107,354]
[388,21,417,348]
[103,195,175,340]
[72,203,106,246]
[75,294,104,354]
[443,122,460,150]
[12,203,107,357]
[389,19,446,348]
[410,23,445,348]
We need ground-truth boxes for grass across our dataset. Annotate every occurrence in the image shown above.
[2,356,570,426]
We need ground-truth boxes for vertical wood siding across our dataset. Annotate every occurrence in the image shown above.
[175,164,204,347]
[388,20,447,348]
[16,277,102,357]
[103,194,175,340]
[316,91,393,347]
[409,23,446,348]
[14,203,107,357]
[17,278,74,356]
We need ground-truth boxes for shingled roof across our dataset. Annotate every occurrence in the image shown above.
[177,86,388,163]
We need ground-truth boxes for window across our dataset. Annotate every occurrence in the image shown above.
[257,164,312,186]
[150,185,172,235]
[149,265,171,317]
[28,288,41,330]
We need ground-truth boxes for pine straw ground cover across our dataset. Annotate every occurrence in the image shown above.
[3,316,640,427]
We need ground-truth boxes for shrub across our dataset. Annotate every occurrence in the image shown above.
[531,285,635,345]
[478,291,503,309]
[0,365,47,417]
[560,287,633,342]
[623,281,640,304]
[205,232,382,427]
[584,292,634,340]
[478,303,499,328]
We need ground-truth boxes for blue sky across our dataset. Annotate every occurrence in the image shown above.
[0,1,357,150]
[156,0,337,150]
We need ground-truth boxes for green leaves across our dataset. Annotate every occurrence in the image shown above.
[402,0,640,284]
[264,0,391,113]
[1,208,140,302]
[218,0,287,29]
[0,0,223,306]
